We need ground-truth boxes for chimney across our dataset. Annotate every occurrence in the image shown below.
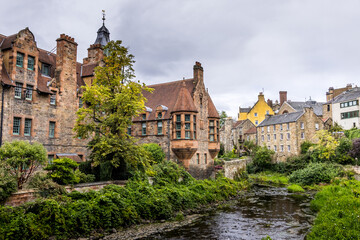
[258,92,265,101]
[55,34,78,93]
[267,99,273,108]
[193,61,203,86]
[279,91,287,106]
[346,83,352,90]
[83,43,104,64]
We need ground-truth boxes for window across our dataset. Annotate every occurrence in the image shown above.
[287,145,291,152]
[274,145,277,152]
[280,124,283,131]
[327,105,330,112]
[142,123,146,136]
[280,133,283,140]
[341,111,359,119]
[267,126,270,132]
[157,121,163,135]
[301,132,305,139]
[274,134,276,140]
[50,92,56,105]
[204,153,207,164]
[157,112,162,119]
[209,120,215,141]
[25,85,33,100]
[340,100,358,108]
[48,155,54,164]
[287,133,290,140]
[185,114,191,122]
[13,117,21,135]
[267,134,270,141]
[41,63,50,76]
[24,119,32,136]
[193,115,197,140]
[197,153,200,164]
[261,127,264,133]
[280,145,284,152]
[273,125,276,131]
[267,146,271,150]
[79,97,83,108]
[300,122,304,129]
[266,110,269,115]
[16,52,24,67]
[176,114,181,139]
[28,56,35,71]
[255,120,258,125]
[142,114,146,120]
[49,121,55,138]
[261,135,264,141]
[127,126,131,135]
[315,123,319,130]
[287,123,290,130]
[254,112,258,117]
[15,82,22,99]
[216,120,219,142]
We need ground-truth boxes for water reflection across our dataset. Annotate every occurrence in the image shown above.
[145,185,314,240]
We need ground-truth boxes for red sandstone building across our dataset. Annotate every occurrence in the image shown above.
[0,21,220,178]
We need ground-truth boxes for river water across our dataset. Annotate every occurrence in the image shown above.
[145,185,315,240]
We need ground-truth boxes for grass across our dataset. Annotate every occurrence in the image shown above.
[249,171,289,185]
[287,184,305,193]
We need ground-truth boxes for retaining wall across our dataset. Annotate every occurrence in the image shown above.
[224,158,252,180]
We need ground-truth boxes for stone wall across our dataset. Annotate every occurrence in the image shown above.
[224,158,251,179]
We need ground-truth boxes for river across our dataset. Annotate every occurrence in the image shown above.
[144,185,315,240]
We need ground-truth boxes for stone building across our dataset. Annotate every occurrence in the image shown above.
[238,92,274,126]
[0,21,109,162]
[219,118,255,154]
[257,107,324,162]
[130,62,220,178]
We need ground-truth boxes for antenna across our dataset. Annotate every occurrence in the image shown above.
[47,46,56,55]
[102,10,106,25]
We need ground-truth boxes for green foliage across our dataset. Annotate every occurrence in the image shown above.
[213,157,224,166]
[78,161,92,175]
[0,167,17,202]
[300,141,314,154]
[233,168,248,181]
[220,150,238,160]
[44,158,79,185]
[0,161,249,239]
[219,110,228,128]
[349,138,360,161]
[328,122,344,133]
[242,140,258,156]
[344,128,360,140]
[0,141,47,189]
[74,40,152,170]
[27,171,67,197]
[250,172,289,185]
[308,180,360,239]
[334,137,355,165]
[289,162,343,186]
[271,154,311,175]
[142,143,165,164]
[74,170,95,184]
[246,146,274,173]
[218,143,225,157]
[287,184,305,193]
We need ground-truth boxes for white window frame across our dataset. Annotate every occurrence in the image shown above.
[24,118,32,136]
[13,117,21,135]
[25,85,33,101]
[15,82,22,99]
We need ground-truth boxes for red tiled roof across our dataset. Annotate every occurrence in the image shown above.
[1,63,14,86]
[172,81,197,113]
[0,34,16,50]
[37,74,52,94]
[76,62,85,88]
[81,62,98,77]
[207,93,219,118]
[233,120,244,128]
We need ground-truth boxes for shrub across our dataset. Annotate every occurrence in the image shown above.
[247,146,274,173]
[309,130,338,162]
[142,143,165,164]
[300,141,314,154]
[44,158,79,185]
[287,184,305,193]
[78,161,92,175]
[27,172,66,197]
[233,168,248,181]
[0,167,17,202]
[289,162,343,186]
[74,170,95,183]
[344,128,360,140]
[271,154,310,175]
[349,138,360,161]
[0,141,47,189]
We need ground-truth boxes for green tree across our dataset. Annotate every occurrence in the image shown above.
[44,158,79,185]
[142,143,165,164]
[0,141,47,189]
[219,110,228,128]
[309,130,338,162]
[74,41,152,169]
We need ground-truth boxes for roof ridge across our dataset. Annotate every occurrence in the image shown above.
[148,78,193,87]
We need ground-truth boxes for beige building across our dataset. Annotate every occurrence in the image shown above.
[257,107,324,162]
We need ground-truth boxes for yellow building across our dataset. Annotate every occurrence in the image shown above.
[238,92,274,126]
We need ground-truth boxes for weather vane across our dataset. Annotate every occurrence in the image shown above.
[102,10,106,25]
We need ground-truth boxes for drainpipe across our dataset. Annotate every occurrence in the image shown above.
[0,83,5,146]
[167,118,171,160]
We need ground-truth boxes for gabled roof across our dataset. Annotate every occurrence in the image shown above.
[258,111,304,127]
[331,87,360,104]
[286,100,324,116]
[81,62,98,77]
[244,127,256,135]
[0,34,16,50]
[1,63,14,86]
[207,93,219,118]
[172,81,197,113]
[233,120,245,128]
[239,107,251,113]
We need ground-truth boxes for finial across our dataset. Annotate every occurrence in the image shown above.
[102,10,106,25]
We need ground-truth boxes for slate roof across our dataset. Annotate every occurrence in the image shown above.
[0,34,16,50]
[286,100,324,116]
[331,87,360,104]
[244,127,256,135]
[239,107,251,113]
[258,111,304,127]
[1,63,14,86]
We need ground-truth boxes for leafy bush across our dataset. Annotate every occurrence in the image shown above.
[233,168,248,181]
[242,140,258,156]
[247,146,274,173]
[78,161,92,175]
[300,141,314,154]
[0,141,47,189]
[74,170,95,183]
[349,138,360,162]
[142,143,165,164]
[287,184,305,193]
[44,158,79,185]
[271,154,310,175]
[0,167,17,202]
[289,162,343,186]
[309,130,338,162]
[27,172,66,197]
[308,180,360,239]
[221,150,238,160]
[344,128,360,140]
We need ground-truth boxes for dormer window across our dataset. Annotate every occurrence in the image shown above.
[42,63,50,77]
[28,56,35,71]
[16,52,24,67]
[142,114,146,120]
[157,112,162,119]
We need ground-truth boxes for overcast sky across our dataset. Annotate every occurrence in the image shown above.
[1,0,360,118]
